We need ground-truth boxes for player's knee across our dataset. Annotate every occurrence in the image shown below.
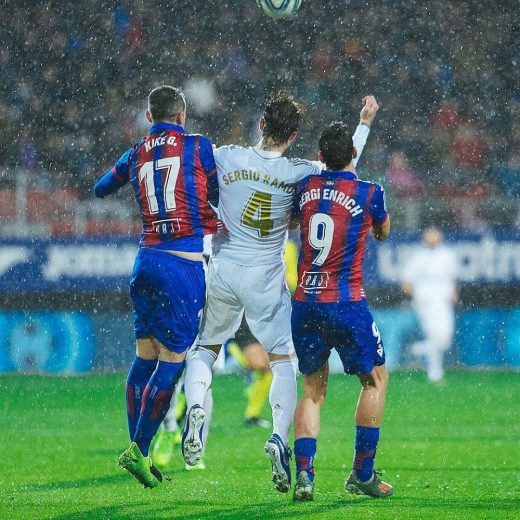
[159,344,187,363]
[136,337,159,360]
[359,365,388,391]
[188,345,219,365]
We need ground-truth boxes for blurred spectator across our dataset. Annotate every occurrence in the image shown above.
[385,151,424,198]
[452,123,488,185]
[0,0,516,231]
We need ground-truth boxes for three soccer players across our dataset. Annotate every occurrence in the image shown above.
[94,85,219,488]
[290,117,394,501]
[181,91,376,493]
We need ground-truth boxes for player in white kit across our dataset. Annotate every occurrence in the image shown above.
[401,227,458,383]
[182,92,379,492]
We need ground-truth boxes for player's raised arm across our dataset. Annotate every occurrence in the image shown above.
[352,95,379,166]
[93,148,132,198]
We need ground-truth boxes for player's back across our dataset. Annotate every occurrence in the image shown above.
[212,145,319,265]
[125,122,217,249]
[294,170,388,303]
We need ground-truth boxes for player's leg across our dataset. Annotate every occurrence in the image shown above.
[293,363,329,501]
[291,301,330,501]
[125,338,159,441]
[424,304,454,383]
[243,333,273,427]
[340,302,393,498]
[182,258,243,465]
[119,250,205,487]
[152,377,184,471]
[245,262,298,492]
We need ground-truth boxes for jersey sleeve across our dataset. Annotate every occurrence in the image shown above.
[369,184,388,223]
[93,148,131,198]
[352,123,370,167]
[199,137,219,207]
[289,158,322,183]
[112,148,132,181]
[199,136,217,176]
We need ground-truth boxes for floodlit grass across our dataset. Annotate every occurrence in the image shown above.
[1,371,519,519]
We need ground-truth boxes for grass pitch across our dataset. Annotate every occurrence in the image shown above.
[1,371,519,520]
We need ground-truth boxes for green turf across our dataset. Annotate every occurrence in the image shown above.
[1,371,519,520]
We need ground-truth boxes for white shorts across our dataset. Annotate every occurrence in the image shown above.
[199,257,294,356]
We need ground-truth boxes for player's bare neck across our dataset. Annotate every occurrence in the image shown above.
[258,138,286,154]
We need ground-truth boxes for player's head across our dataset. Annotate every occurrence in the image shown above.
[259,91,306,148]
[423,227,443,248]
[146,85,186,126]
[318,122,357,170]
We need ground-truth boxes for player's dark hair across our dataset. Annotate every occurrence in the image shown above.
[319,122,354,170]
[262,90,306,146]
[148,85,186,122]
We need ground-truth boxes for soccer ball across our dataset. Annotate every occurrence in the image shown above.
[256,0,302,20]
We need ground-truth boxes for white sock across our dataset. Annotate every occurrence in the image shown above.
[184,347,218,411]
[202,387,213,449]
[269,358,297,445]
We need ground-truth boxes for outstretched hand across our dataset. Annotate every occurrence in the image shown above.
[360,96,379,126]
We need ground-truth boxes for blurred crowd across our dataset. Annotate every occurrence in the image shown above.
[1,0,519,230]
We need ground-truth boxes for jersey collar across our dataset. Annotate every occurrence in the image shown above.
[252,146,282,159]
[323,169,358,180]
[149,122,185,134]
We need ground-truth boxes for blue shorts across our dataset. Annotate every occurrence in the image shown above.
[129,248,205,353]
[291,300,385,376]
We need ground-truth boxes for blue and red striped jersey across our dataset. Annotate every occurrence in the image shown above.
[96,122,218,252]
[293,170,388,303]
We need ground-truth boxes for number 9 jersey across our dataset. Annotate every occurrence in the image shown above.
[293,170,388,303]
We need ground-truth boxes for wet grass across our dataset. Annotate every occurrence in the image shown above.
[0,371,519,519]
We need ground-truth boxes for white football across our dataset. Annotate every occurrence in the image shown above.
[256,0,302,20]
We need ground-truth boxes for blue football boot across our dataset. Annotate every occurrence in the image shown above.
[264,433,292,493]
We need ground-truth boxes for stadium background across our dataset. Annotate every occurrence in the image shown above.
[1,0,518,374]
[1,3,519,520]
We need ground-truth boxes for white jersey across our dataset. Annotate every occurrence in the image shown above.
[402,245,458,305]
[212,124,370,266]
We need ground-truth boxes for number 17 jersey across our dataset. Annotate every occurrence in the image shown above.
[110,122,218,251]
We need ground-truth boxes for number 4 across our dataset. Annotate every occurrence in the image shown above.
[241,191,274,238]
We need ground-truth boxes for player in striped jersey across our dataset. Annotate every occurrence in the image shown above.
[94,85,218,488]
[290,121,393,501]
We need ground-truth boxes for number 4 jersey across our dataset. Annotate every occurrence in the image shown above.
[293,170,388,303]
[94,122,219,252]
[211,124,370,266]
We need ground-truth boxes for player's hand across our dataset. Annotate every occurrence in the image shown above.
[360,96,379,126]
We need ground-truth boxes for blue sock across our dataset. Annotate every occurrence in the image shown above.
[125,356,157,440]
[295,437,317,482]
[353,426,380,482]
[133,360,185,456]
